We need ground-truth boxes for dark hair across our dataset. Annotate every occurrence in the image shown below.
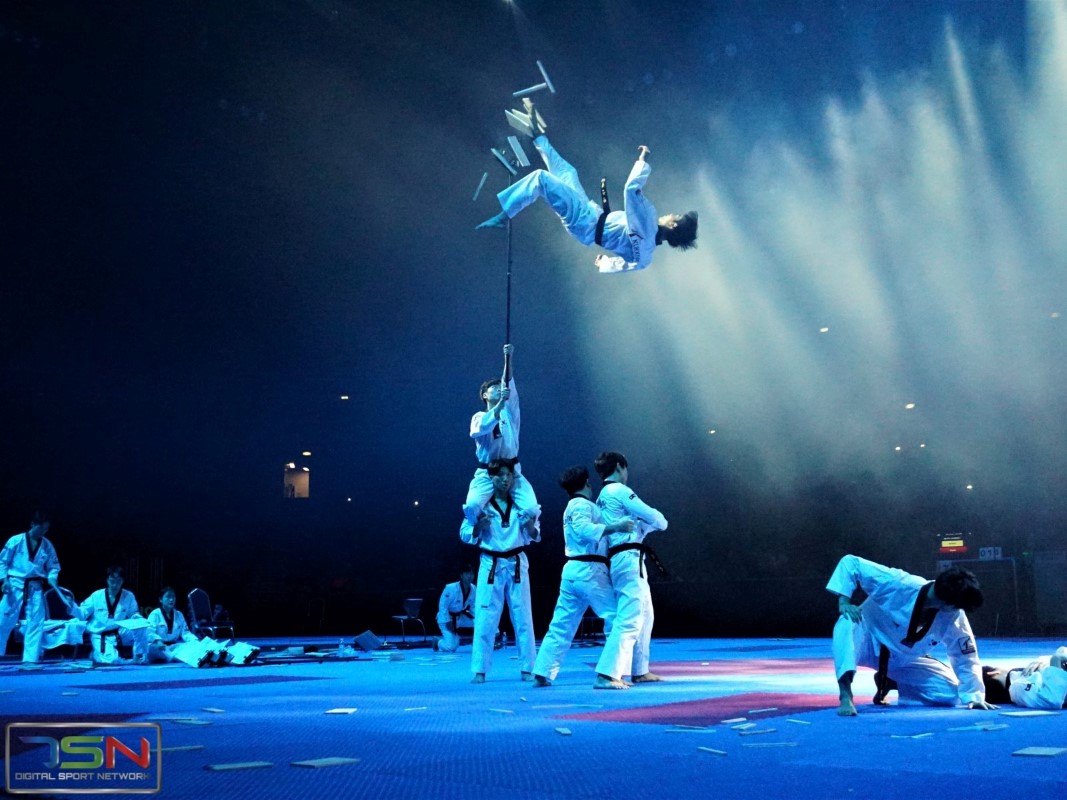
[31,510,51,525]
[594,451,628,480]
[662,211,698,250]
[559,465,590,495]
[479,378,502,402]
[459,564,474,576]
[159,586,176,600]
[934,565,983,613]
[106,565,125,579]
[486,458,514,476]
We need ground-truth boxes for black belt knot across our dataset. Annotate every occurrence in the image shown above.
[480,546,526,584]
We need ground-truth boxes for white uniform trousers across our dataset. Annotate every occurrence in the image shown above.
[90,627,149,664]
[1009,668,1067,709]
[0,580,46,663]
[463,467,539,526]
[533,562,615,681]
[833,612,961,706]
[437,620,473,653]
[496,136,600,244]
[595,550,654,680]
[470,551,535,676]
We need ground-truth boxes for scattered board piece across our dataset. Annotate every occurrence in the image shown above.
[555,728,572,736]
[1012,747,1066,757]
[786,719,811,725]
[698,747,728,756]
[291,757,361,768]
[742,742,798,748]
[1000,710,1060,718]
[740,728,777,736]
[325,708,358,715]
[205,761,273,771]
[748,707,778,714]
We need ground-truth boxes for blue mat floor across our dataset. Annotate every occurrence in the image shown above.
[2,637,1064,799]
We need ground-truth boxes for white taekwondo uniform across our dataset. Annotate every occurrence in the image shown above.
[827,555,986,706]
[76,588,149,663]
[436,580,476,653]
[594,482,668,681]
[495,135,660,275]
[464,376,539,525]
[460,493,540,677]
[1007,647,1067,709]
[0,532,61,663]
[533,495,617,682]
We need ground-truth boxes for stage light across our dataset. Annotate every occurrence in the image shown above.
[302,467,310,472]
[920,443,926,448]
[286,462,296,469]
[302,451,312,456]
[347,497,352,502]
[819,327,829,333]
[340,395,350,400]
[413,500,420,507]
[904,403,915,409]
[708,429,716,435]
[966,484,973,490]
[895,446,902,451]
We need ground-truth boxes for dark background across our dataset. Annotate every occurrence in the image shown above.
[2,1,1062,638]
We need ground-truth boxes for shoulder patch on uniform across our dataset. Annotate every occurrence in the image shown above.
[958,636,977,655]
[629,493,636,500]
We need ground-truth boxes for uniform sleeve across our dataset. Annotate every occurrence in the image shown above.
[945,611,985,704]
[74,595,93,622]
[623,159,658,261]
[505,377,519,436]
[177,611,198,642]
[459,518,479,546]
[44,540,61,585]
[147,609,164,644]
[470,410,497,439]
[619,490,667,531]
[437,585,453,626]
[124,592,145,620]
[0,538,13,581]
[567,502,606,550]
[595,254,644,274]
[826,554,898,598]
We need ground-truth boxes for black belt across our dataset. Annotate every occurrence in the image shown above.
[98,630,122,653]
[566,554,610,566]
[477,457,520,470]
[480,546,526,584]
[607,542,667,579]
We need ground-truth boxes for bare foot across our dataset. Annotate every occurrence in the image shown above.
[631,672,663,683]
[521,671,534,682]
[533,675,551,687]
[471,673,485,684]
[838,697,858,716]
[476,212,508,230]
[593,674,630,690]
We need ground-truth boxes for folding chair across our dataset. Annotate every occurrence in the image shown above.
[391,598,426,643]
[187,588,236,640]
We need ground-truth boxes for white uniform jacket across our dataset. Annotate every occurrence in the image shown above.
[0,533,60,590]
[147,607,198,645]
[437,581,476,630]
[76,588,144,634]
[470,377,520,464]
[598,482,668,550]
[827,554,984,704]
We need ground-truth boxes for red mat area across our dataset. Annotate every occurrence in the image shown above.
[558,691,838,726]
[615,658,835,677]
